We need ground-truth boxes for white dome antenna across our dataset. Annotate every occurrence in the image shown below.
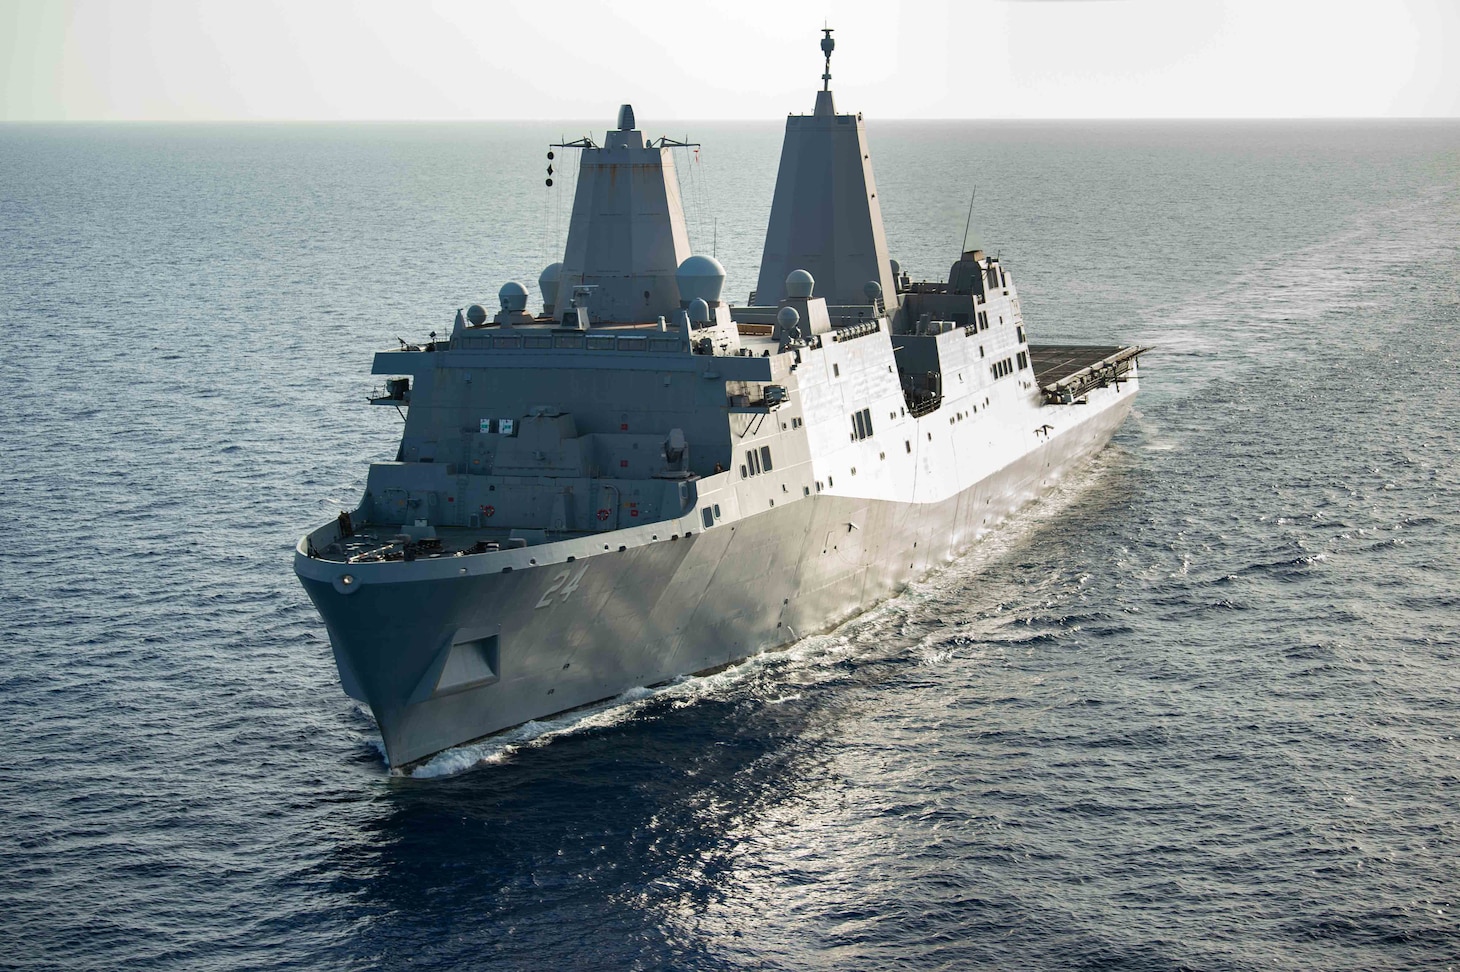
[498,281,528,313]
[676,255,727,306]
[785,269,815,299]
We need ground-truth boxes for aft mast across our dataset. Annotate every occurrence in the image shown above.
[754,29,898,310]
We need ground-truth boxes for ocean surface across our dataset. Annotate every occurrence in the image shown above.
[2,117,1458,971]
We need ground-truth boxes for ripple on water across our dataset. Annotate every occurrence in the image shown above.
[2,121,1459,971]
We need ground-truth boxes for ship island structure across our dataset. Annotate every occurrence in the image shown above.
[294,33,1145,769]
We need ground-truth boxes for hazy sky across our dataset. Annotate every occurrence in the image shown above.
[3,0,1457,121]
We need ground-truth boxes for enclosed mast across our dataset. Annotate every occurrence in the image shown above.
[555,106,695,325]
[754,29,898,309]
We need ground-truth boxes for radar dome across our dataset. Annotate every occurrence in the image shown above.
[776,306,800,329]
[676,255,726,305]
[498,281,529,313]
[785,269,815,299]
[466,304,487,326]
[863,280,883,301]
[538,263,562,309]
[688,298,711,325]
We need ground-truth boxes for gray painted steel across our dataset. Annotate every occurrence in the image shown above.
[293,35,1146,768]
[753,87,898,308]
[555,115,692,325]
[297,395,1131,766]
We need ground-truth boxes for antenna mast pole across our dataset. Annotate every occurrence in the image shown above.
[821,27,835,91]
[962,187,977,254]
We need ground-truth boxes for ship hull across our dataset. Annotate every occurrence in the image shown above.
[297,393,1134,768]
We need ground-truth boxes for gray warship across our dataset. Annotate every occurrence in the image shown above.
[295,33,1144,769]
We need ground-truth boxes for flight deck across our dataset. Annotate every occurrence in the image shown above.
[1029,344,1146,405]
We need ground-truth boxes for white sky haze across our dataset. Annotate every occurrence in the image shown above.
[2,0,1457,121]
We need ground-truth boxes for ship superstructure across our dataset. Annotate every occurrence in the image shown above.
[294,35,1144,769]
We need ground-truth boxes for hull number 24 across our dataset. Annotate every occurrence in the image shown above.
[535,564,590,609]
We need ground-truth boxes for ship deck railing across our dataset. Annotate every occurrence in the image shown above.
[310,518,693,565]
[453,331,690,354]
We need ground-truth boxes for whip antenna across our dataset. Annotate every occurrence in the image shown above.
[961,186,977,253]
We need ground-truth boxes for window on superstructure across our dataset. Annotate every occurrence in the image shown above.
[1017,351,1029,371]
[760,446,773,472]
[851,407,874,441]
[746,449,762,476]
[1017,325,1026,344]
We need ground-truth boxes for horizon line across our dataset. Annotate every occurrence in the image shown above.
[4,115,1459,125]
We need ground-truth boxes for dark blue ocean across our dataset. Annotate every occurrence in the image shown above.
[2,118,1458,971]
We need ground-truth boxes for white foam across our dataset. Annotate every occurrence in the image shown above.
[404,629,880,779]
[409,688,665,778]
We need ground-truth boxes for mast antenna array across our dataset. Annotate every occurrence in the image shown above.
[821,27,835,91]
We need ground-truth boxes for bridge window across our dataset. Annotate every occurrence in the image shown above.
[743,447,773,477]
